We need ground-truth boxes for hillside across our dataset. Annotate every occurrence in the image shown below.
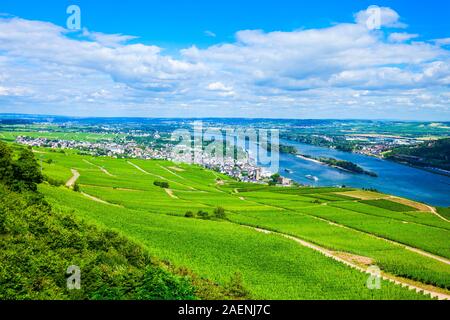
[1,140,449,299]
[0,142,239,300]
[385,138,450,172]
[18,143,450,299]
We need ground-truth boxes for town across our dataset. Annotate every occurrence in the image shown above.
[15,135,277,184]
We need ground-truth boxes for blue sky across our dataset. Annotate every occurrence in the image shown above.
[0,0,449,119]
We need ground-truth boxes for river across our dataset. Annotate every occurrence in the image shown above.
[276,140,450,207]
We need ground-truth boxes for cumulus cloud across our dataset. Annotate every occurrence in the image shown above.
[207,82,233,91]
[388,32,419,43]
[434,38,450,46]
[0,86,31,96]
[354,6,407,29]
[0,6,449,119]
[81,28,138,47]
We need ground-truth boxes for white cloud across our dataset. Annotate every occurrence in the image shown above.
[81,28,138,47]
[0,7,449,119]
[204,30,216,38]
[434,38,450,46]
[388,32,419,43]
[207,82,233,91]
[0,86,31,96]
[354,6,407,29]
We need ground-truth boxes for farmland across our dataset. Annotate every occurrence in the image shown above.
[27,146,450,299]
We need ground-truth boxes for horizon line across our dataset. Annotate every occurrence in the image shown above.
[0,113,449,123]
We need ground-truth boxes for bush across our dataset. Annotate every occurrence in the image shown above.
[153,181,169,189]
[0,184,197,300]
[225,272,250,299]
[197,210,210,219]
[184,211,194,218]
[214,207,226,219]
[0,142,43,191]
[73,183,80,192]
[44,175,65,187]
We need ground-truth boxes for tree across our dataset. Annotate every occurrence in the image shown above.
[0,143,42,191]
[184,211,194,218]
[153,181,169,189]
[269,173,280,185]
[225,272,250,298]
[197,210,209,219]
[0,141,14,185]
[12,147,43,191]
[214,207,226,219]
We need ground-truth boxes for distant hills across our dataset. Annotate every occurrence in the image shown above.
[385,138,450,173]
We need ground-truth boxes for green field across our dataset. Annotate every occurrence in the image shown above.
[28,146,450,299]
[0,130,125,142]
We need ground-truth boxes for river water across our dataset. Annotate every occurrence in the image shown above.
[277,140,450,207]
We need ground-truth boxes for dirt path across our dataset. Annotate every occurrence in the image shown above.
[158,165,196,190]
[318,209,450,265]
[158,164,187,180]
[424,204,450,223]
[83,159,114,177]
[65,169,80,188]
[337,191,448,223]
[251,226,450,300]
[128,161,196,190]
[164,189,179,199]
[81,192,122,207]
[32,150,47,154]
[243,196,450,266]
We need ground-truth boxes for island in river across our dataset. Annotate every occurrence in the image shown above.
[297,154,378,177]
[273,143,378,177]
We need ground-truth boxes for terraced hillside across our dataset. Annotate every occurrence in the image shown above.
[33,147,450,299]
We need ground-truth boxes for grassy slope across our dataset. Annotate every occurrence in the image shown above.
[34,147,450,297]
[0,185,197,300]
[41,184,427,300]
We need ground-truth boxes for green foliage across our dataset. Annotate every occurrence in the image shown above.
[309,155,377,177]
[73,183,80,193]
[0,185,196,300]
[214,207,226,219]
[184,211,194,218]
[225,272,250,298]
[361,199,418,212]
[437,207,450,220]
[0,142,43,191]
[197,210,210,219]
[153,181,170,189]
[44,175,65,187]
[4,140,445,299]
[269,173,280,185]
[385,138,450,171]
[0,141,15,187]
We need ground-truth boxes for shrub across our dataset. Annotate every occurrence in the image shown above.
[184,211,194,218]
[0,142,43,191]
[225,272,250,299]
[44,175,65,187]
[153,181,169,189]
[197,210,210,219]
[0,184,197,300]
[214,207,226,219]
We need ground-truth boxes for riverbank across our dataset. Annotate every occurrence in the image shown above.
[278,139,450,207]
[297,154,378,177]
